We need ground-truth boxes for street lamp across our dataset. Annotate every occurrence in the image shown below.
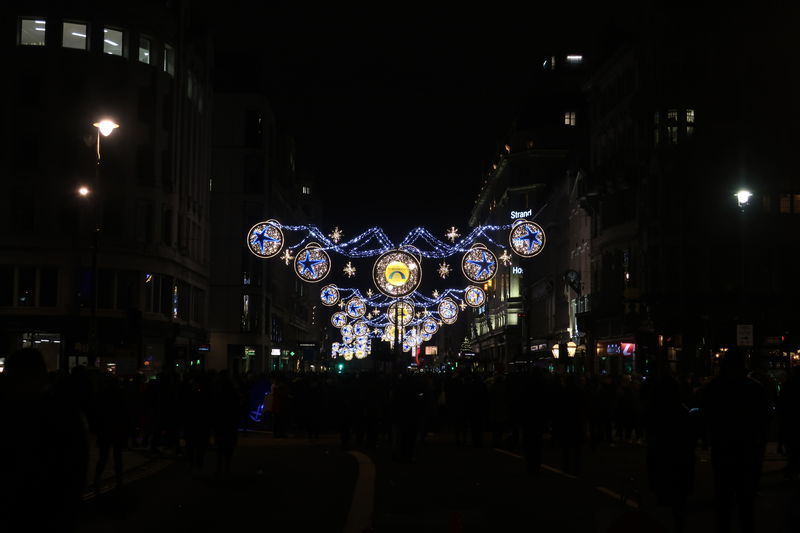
[735,189,752,208]
[551,343,560,359]
[566,341,577,357]
[87,118,118,367]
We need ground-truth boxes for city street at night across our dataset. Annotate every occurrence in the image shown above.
[2,2,800,533]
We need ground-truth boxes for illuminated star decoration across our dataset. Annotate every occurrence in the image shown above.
[343,261,357,278]
[280,249,294,265]
[329,226,344,244]
[252,225,281,254]
[437,262,452,279]
[466,251,495,278]
[348,299,365,316]
[432,290,440,299]
[499,250,512,266]
[298,250,325,276]
[371,308,380,318]
[445,226,461,243]
[366,288,374,298]
[338,301,346,309]
[321,287,337,304]
[514,225,543,253]
[460,301,468,311]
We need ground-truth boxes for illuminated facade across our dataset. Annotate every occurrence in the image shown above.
[0,2,212,373]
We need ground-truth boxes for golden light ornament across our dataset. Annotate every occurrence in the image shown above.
[373,249,422,297]
[387,300,414,326]
[438,298,459,325]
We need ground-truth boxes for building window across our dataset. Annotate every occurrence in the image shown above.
[20,18,46,46]
[302,186,311,195]
[780,194,791,213]
[17,267,36,306]
[138,36,151,64]
[62,22,87,50]
[668,126,678,144]
[103,27,123,56]
[564,111,576,126]
[686,109,694,123]
[163,43,175,76]
[667,109,677,121]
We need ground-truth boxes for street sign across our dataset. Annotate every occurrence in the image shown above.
[736,324,754,347]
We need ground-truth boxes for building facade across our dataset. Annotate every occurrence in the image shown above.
[0,2,212,374]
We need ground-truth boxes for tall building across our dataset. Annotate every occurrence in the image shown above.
[467,52,590,372]
[0,2,212,374]
[209,50,322,373]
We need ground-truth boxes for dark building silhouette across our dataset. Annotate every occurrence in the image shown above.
[0,2,212,373]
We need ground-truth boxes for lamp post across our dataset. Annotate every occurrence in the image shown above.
[86,119,119,367]
[734,189,751,355]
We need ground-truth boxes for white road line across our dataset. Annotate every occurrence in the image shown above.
[492,448,636,506]
[344,451,375,533]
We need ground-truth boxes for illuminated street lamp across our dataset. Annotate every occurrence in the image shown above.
[567,341,577,358]
[78,186,90,197]
[735,189,752,208]
[551,343,560,359]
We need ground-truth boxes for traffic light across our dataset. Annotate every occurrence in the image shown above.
[337,363,344,373]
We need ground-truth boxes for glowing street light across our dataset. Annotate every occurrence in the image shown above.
[93,119,119,137]
[78,186,90,196]
[567,341,577,357]
[735,189,752,207]
[551,343,560,359]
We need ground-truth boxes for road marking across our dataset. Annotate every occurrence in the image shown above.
[345,451,375,533]
[493,448,637,507]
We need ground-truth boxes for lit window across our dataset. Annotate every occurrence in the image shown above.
[20,18,46,46]
[780,194,791,213]
[686,109,694,123]
[564,111,576,126]
[103,27,123,56]
[302,186,311,195]
[138,37,151,64]
[566,55,583,63]
[667,109,677,121]
[62,22,87,50]
[163,43,175,76]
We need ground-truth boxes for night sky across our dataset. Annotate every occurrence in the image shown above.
[215,3,650,237]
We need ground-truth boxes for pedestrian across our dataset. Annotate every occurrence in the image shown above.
[701,348,770,533]
[93,373,129,490]
[213,371,243,475]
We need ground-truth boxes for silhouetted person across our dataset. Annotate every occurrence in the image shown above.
[521,369,547,475]
[553,375,587,475]
[0,348,88,532]
[213,371,243,475]
[93,374,129,490]
[778,367,800,480]
[646,375,696,533]
[701,349,770,533]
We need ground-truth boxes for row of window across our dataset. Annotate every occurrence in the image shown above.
[763,193,800,214]
[18,17,175,75]
[654,109,695,144]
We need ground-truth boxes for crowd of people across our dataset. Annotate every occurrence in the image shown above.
[0,346,798,532]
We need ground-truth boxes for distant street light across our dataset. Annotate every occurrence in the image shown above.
[551,343,560,359]
[93,119,119,138]
[567,341,577,357]
[78,186,90,196]
[735,189,752,208]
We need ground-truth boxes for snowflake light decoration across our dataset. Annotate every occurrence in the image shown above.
[445,226,461,243]
[499,250,512,266]
[280,249,294,266]
[366,288,374,298]
[329,226,344,244]
[343,261,357,278]
[432,290,440,299]
[459,301,468,311]
[437,262,452,279]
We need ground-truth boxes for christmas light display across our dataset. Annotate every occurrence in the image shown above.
[372,250,422,297]
[294,244,331,283]
[509,219,546,257]
[247,220,284,258]
[320,284,340,307]
[461,244,498,283]
[464,286,486,308]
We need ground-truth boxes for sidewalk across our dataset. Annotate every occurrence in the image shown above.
[83,443,176,500]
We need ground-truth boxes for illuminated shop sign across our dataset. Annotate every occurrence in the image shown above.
[512,266,523,275]
[510,209,533,220]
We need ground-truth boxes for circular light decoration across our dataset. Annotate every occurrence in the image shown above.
[342,334,354,345]
[438,298,459,325]
[294,243,331,283]
[331,312,348,328]
[320,284,340,307]
[345,297,366,319]
[355,348,367,359]
[422,318,439,335]
[343,350,354,361]
[509,219,546,258]
[353,321,369,337]
[373,249,422,297]
[356,335,368,346]
[464,286,486,308]
[387,300,414,326]
[461,244,498,283]
[331,342,340,356]
[402,342,412,352]
[383,324,397,341]
[421,331,433,342]
[247,220,284,258]
[341,325,354,338]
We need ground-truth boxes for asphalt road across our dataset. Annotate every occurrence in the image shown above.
[76,431,798,533]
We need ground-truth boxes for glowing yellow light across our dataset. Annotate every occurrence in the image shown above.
[93,119,119,136]
[385,261,410,287]
[78,186,90,196]
[567,341,577,357]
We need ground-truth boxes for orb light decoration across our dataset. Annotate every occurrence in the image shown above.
[345,297,366,319]
[343,350,354,361]
[464,286,486,308]
[294,243,331,282]
[341,325,354,338]
[461,244,498,283]
[509,219,546,258]
[353,321,369,336]
[331,342,340,356]
[387,300,414,326]
[438,298,459,325]
[247,220,284,258]
[422,318,439,335]
[373,249,422,297]
[331,312,348,328]
[320,284,340,307]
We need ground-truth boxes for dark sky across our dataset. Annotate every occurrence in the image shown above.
[215,2,648,238]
